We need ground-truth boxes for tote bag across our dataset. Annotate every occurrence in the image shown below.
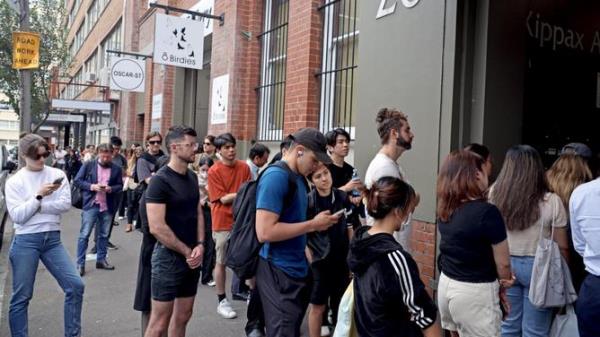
[550,305,579,337]
[333,280,359,337]
[529,202,578,308]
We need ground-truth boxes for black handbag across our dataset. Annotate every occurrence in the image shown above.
[71,162,91,209]
[71,182,83,209]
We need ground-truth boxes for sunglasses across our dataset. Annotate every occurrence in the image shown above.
[32,151,50,160]
[148,140,162,145]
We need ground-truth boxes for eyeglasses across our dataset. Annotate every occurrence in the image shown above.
[148,140,162,145]
[176,142,199,150]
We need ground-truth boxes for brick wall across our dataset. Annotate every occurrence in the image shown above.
[410,220,438,296]
[208,0,262,140]
[283,0,322,133]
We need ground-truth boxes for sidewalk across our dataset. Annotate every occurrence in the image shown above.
[0,209,249,337]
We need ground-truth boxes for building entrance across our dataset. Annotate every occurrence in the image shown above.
[521,3,600,171]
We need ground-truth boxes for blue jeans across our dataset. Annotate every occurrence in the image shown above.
[501,256,553,337]
[77,205,112,266]
[9,231,85,337]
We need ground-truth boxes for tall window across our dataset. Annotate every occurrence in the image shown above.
[318,0,359,138]
[257,0,289,141]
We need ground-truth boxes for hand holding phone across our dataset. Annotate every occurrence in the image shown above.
[52,177,64,185]
[333,209,346,218]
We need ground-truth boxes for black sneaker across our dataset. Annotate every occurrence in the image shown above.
[107,242,118,250]
[90,246,97,254]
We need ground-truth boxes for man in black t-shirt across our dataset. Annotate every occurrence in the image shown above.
[144,126,206,337]
[325,128,364,229]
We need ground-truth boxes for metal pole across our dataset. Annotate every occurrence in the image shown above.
[19,0,31,134]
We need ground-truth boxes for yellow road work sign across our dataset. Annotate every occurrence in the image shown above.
[12,31,40,69]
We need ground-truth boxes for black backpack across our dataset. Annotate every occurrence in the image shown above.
[226,161,297,279]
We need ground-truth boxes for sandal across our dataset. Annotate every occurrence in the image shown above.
[125,224,133,233]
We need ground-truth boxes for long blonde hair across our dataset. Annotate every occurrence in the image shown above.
[547,154,592,212]
[127,146,142,177]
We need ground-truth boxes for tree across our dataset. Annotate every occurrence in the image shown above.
[0,0,69,132]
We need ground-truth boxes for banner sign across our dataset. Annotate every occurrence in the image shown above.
[12,31,40,69]
[210,74,228,124]
[153,13,204,69]
[151,94,163,131]
[109,56,146,92]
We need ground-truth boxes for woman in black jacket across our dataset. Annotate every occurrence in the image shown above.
[348,177,441,337]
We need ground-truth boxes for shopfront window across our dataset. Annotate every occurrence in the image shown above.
[318,0,359,138]
[257,0,289,141]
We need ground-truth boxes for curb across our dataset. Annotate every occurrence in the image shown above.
[0,220,13,327]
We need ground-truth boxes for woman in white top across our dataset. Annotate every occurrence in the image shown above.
[489,145,569,337]
[6,134,84,337]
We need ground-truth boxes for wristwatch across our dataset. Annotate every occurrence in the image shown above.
[196,240,205,246]
[35,194,43,201]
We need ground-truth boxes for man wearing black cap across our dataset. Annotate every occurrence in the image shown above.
[255,128,341,337]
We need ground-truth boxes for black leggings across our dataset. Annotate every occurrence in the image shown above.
[127,189,140,224]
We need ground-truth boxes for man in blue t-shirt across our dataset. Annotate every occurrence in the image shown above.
[255,128,341,337]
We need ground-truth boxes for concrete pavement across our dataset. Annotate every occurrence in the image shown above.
[0,208,252,337]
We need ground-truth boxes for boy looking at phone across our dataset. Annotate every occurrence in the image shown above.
[306,163,354,337]
[74,143,123,276]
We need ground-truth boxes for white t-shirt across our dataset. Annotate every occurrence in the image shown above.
[364,153,405,189]
[55,149,66,164]
[364,152,411,249]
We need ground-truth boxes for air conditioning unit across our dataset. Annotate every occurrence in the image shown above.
[85,72,97,83]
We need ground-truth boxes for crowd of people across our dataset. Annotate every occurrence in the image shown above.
[4,107,600,337]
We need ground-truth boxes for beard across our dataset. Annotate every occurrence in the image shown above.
[179,154,195,164]
[99,161,112,168]
[396,137,412,150]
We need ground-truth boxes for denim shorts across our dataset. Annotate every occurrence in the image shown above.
[151,243,201,302]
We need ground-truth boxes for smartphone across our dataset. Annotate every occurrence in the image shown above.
[52,177,64,185]
[333,209,346,217]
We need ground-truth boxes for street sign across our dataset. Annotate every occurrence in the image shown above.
[46,114,85,123]
[153,13,204,70]
[109,56,146,92]
[12,31,40,69]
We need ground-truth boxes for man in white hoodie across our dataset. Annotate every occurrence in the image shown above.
[6,133,85,337]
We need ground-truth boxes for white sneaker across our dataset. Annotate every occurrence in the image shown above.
[321,326,332,337]
[217,298,237,319]
[118,216,125,220]
[207,280,216,287]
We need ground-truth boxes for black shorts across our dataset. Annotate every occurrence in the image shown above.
[151,243,201,302]
[310,259,350,306]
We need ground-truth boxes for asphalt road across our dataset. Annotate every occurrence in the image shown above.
[0,208,253,337]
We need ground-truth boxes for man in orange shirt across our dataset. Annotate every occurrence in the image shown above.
[208,133,252,319]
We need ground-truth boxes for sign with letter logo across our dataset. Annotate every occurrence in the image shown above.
[153,13,204,69]
[109,57,146,92]
[12,31,40,69]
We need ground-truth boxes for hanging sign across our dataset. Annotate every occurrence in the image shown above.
[109,56,146,92]
[186,0,215,37]
[12,31,40,69]
[153,13,204,69]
